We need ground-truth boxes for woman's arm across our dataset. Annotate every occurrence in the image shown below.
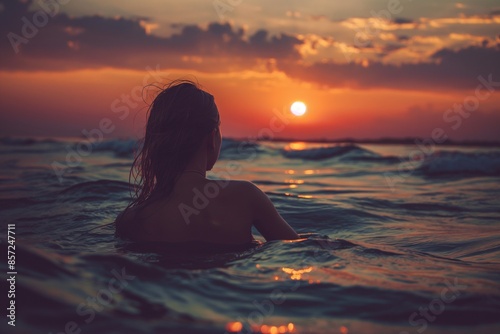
[245,181,300,241]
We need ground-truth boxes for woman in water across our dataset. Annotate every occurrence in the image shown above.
[115,80,299,245]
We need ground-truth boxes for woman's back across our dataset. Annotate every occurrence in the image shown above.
[117,177,255,244]
[117,176,300,243]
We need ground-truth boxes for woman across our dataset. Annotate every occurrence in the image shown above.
[115,80,299,246]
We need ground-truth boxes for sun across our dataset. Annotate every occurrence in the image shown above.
[290,101,307,116]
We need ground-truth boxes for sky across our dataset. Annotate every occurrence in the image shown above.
[0,0,499,141]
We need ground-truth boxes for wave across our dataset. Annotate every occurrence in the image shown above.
[0,241,223,334]
[417,151,500,177]
[59,179,130,196]
[91,138,139,157]
[91,138,264,159]
[3,137,371,161]
[218,138,263,159]
[281,144,377,160]
[0,137,140,157]
[4,137,500,177]
[91,138,265,159]
[0,136,58,146]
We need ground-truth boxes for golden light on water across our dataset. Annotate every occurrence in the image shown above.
[260,323,297,334]
[281,266,313,280]
[288,142,307,150]
[297,195,313,199]
[290,101,307,116]
[226,321,296,333]
[224,321,351,334]
[285,179,304,184]
[226,321,243,332]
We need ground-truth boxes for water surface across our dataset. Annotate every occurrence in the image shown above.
[1,137,499,334]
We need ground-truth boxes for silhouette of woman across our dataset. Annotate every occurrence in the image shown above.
[115,80,299,245]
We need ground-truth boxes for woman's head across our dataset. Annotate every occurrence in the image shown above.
[130,80,221,207]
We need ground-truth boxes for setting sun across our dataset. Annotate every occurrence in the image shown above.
[290,101,307,116]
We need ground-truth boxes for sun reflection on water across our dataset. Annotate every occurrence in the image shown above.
[287,142,307,151]
[225,321,297,333]
[281,266,313,280]
[225,321,348,333]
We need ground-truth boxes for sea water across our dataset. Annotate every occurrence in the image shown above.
[0,137,499,334]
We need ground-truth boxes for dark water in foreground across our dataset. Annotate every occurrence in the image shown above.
[1,137,499,334]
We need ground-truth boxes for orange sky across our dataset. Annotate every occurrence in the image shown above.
[0,0,499,141]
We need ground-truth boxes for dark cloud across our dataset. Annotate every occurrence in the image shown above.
[0,0,302,71]
[279,45,500,91]
[379,43,405,56]
[392,17,414,24]
[1,0,499,92]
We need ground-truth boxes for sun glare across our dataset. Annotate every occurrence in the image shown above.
[290,101,307,116]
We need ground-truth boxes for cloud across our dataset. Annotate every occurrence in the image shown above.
[339,13,499,32]
[0,0,303,71]
[340,17,419,31]
[1,0,499,92]
[425,13,500,28]
[278,44,500,91]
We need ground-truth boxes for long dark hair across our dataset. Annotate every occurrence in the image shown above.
[128,80,220,210]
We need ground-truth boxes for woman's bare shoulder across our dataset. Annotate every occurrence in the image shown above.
[216,179,260,196]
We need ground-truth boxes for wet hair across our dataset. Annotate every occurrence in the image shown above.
[128,80,220,210]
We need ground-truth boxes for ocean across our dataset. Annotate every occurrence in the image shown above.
[1,136,499,334]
